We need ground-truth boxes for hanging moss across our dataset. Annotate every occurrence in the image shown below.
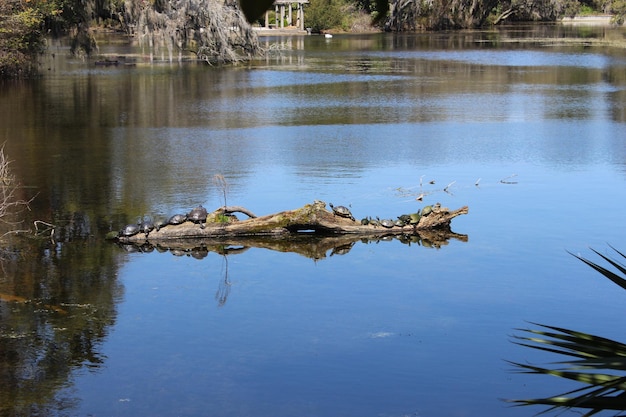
[123,0,262,64]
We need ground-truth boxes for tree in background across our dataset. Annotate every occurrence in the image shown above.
[383,0,623,29]
[123,0,260,64]
[0,0,53,77]
[2,0,626,79]
[609,0,626,22]
[305,0,346,32]
[386,0,505,30]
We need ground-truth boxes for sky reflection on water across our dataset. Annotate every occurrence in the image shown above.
[2,27,626,417]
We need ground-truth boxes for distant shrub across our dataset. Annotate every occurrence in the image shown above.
[0,1,51,78]
[306,0,346,32]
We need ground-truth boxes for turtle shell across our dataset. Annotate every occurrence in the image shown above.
[168,214,187,225]
[398,214,412,223]
[119,224,140,237]
[188,205,208,223]
[139,220,155,235]
[380,219,395,228]
[409,213,421,224]
[329,203,355,221]
[421,205,433,216]
[154,218,169,231]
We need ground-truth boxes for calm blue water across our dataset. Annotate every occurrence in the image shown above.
[1,27,626,417]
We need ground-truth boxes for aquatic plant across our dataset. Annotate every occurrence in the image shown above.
[508,246,626,416]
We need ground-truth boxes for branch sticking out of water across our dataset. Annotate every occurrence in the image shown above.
[213,174,229,209]
[0,143,36,232]
[500,174,518,184]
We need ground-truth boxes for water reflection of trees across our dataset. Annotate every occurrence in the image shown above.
[0,236,123,416]
[0,144,123,416]
[508,246,626,415]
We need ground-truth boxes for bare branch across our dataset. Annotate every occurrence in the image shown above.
[0,143,36,236]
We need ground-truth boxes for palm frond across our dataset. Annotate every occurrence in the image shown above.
[507,247,626,415]
[568,246,626,291]
[507,325,626,414]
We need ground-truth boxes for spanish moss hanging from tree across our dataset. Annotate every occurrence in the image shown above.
[122,0,262,64]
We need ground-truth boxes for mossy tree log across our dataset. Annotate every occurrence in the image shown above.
[118,200,468,243]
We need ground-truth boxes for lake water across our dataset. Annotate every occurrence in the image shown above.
[1,24,626,417]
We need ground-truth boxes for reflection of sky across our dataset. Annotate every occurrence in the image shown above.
[369,49,626,69]
[109,114,626,223]
[70,162,626,416]
[47,32,626,417]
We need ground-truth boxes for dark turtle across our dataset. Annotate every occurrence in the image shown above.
[421,205,433,217]
[139,219,155,237]
[154,217,169,231]
[168,213,187,225]
[369,217,380,227]
[329,203,355,221]
[360,217,370,225]
[380,219,395,228]
[119,223,140,237]
[188,205,208,229]
[398,214,412,224]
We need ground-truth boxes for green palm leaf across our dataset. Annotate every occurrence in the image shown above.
[568,245,626,291]
[508,247,626,415]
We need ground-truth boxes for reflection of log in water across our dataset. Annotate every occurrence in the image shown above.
[116,228,468,261]
[116,228,468,307]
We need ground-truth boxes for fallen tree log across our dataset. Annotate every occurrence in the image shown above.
[116,200,468,243]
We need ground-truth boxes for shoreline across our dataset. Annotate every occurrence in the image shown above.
[560,14,622,26]
[253,27,309,36]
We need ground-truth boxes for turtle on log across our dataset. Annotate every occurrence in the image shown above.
[329,203,355,222]
[188,205,208,229]
[139,219,155,237]
[119,224,140,238]
[168,214,187,225]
